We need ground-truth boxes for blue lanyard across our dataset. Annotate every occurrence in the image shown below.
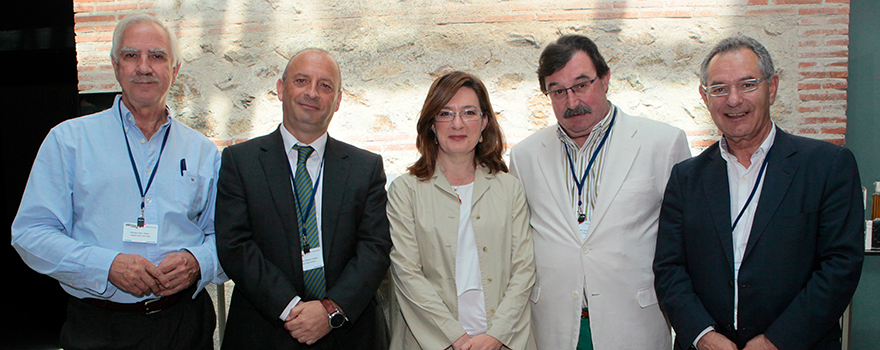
[287,150,325,246]
[731,147,772,232]
[118,100,171,226]
[564,108,616,223]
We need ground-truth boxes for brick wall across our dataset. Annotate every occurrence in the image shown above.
[73,0,850,174]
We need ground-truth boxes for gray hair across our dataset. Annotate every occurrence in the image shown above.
[699,36,774,86]
[110,14,181,67]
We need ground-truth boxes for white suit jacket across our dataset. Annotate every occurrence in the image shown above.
[509,108,691,350]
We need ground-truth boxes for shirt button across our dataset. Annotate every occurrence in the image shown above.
[572,291,580,299]
[475,214,481,220]
[486,276,493,282]
[147,168,152,173]
[489,310,496,315]
[141,139,146,144]
[582,246,589,254]
[147,198,152,204]
[741,176,747,181]
[482,246,488,252]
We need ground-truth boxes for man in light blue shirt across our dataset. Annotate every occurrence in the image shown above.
[11,14,223,350]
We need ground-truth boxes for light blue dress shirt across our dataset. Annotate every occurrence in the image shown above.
[11,95,225,303]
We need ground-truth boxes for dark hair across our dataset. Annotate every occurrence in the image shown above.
[537,35,610,93]
[408,71,508,181]
[700,36,775,86]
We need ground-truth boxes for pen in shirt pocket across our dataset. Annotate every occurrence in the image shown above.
[180,158,186,176]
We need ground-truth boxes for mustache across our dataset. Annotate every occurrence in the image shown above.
[128,76,160,83]
[563,105,592,119]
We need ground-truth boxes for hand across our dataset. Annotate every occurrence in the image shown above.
[743,334,778,350]
[108,254,167,297]
[696,331,738,350]
[461,334,503,350]
[451,333,470,350]
[155,251,201,296]
[284,300,331,345]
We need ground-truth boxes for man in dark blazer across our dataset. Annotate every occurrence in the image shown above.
[216,48,391,349]
[653,36,863,350]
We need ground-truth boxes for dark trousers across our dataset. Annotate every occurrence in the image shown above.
[60,290,216,350]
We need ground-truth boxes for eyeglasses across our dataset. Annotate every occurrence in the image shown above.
[435,109,483,122]
[543,76,598,101]
[702,77,769,97]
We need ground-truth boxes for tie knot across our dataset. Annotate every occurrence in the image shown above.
[293,145,314,165]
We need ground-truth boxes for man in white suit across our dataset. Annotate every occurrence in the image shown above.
[509,34,691,350]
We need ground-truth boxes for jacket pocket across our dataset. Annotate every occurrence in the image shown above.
[637,286,658,308]
[530,283,541,304]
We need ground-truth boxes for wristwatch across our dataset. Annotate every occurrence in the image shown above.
[321,298,348,329]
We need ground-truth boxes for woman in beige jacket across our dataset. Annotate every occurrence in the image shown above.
[387,71,537,350]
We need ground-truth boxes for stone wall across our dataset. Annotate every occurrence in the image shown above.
[74,0,850,175]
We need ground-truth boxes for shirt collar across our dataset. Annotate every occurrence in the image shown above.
[116,95,173,130]
[720,122,777,165]
[556,102,615,151]
[280,123,328,159]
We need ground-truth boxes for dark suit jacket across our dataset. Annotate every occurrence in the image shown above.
[653,128,864,350]
[216,128,392,349]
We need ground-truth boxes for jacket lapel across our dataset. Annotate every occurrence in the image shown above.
[743,128,797,260]
[321,136,349,255]
[536,128,581,241]
[258,127,302,268]
[703,143,736,273]
[587,113,638,241]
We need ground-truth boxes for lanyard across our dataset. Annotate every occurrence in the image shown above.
[287,151,325,252]
[118,100,171,226]
[730,147,772,232]
[564,108,616,223]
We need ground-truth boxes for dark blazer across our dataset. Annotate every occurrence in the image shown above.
[653,128,864,350]
[216,128,392,349]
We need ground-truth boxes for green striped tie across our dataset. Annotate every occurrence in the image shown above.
[293,145,326,299]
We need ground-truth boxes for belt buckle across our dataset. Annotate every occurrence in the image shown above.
[144,298,162,315]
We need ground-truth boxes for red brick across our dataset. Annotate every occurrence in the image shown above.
[775,0,821,4]
[826,0,849,3]
[74,15,116,23]
[748,0,769,4]
[805,117,846,124]
[826,39,848,46]
[797,128,819,134]
[799,62,817,68]
[73,5,94,13]
[800,28,848,36]
[692,140,718,148]
[96,4,140,12]
[798,82,821,90]
[799,72,847,79]
[826,138,845,146]
[826,61,848,67]
[799,40,817,47]
[799,50,848,58]
[798,106,822,113]
[822,82,847,90]
[821,127,847,134]
[799,93,847,101]
[641,10,692,18]
[799,7,849,15]
[747,8,796,15]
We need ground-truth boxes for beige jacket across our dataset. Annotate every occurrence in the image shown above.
[509,109,692,350]
[387,166,537,350]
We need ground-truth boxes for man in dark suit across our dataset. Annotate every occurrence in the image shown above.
[653,36,864,350]
[216,48,392,349]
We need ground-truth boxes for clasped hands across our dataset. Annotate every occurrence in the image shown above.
[453,333,503,350]
[697,331,778,350]
[108,251,200,297]
[284,300,333,345]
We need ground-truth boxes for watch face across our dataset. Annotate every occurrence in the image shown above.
[329,312,346,328]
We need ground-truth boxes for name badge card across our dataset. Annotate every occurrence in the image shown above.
[579,220,591,241]
[123,222,159,244]
[302,247,325,271]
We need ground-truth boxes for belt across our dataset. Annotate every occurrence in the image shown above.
[581,308,589,319]
[79,284,195,314]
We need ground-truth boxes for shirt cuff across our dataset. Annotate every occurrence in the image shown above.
[694,326,715,348]
[279,296,302,321]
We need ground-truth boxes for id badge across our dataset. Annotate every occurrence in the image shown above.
[579,220,591,241]
[123,222,159,244]
[302,247,325,271]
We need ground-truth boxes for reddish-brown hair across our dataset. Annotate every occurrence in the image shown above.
[407,71,508,181]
